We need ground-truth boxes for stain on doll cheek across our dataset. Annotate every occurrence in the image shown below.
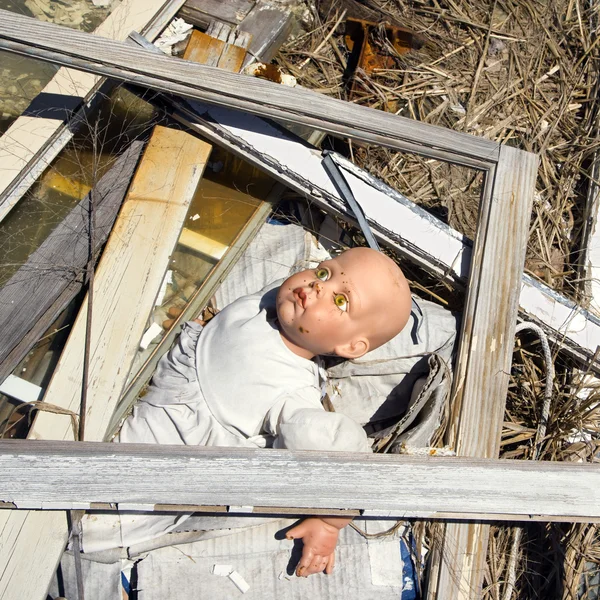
[298,326,310,333]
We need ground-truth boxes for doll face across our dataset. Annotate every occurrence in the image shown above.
[276,248,411,360]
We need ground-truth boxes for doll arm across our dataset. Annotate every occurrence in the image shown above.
[286,516,353,577]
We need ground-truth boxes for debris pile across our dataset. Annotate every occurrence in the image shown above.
[277,2,600,598]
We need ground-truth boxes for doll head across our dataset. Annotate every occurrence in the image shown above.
[276,247,412,360]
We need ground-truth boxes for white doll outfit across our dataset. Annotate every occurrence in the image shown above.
[118,285,371,453]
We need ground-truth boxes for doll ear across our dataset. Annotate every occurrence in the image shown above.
[334,337,369,359]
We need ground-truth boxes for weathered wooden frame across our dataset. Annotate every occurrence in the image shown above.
[0,11,541,600]
[3,440,600,523]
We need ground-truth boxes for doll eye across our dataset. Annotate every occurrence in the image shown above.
[315,268,330,281]
[334,293,348,312]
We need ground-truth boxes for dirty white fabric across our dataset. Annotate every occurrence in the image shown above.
[59,519,412,600]
[326,295,457,427]
[119,285,370,453]
[134,518,409,600]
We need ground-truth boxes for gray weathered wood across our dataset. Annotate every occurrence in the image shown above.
[1,440,599,522]
[0,142,143,385]
[238,1,293,66]
[427,146,539,600]
[178,0,255,28]
[0,9,499,169]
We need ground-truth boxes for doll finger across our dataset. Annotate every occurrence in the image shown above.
[167,306,184,318]
[306,555,328,575]
[286,523,303,540]
[325,552,336,574]
[296,550,314,577]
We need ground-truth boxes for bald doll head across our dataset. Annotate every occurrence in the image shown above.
[276,247,412,360]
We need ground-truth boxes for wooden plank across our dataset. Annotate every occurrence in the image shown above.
[32,126,210,441]
[2,441,600,522]
[0,141,144,385]
[178,0,255,28]
[238,0,292,66]
[0,0,186,224]
[427,146,539,600]
[0,126,211,600]
[183,29,226,66]
[107,196,275,438]
[218,42,249,72]
[182,30,247,72]
[0,9,500,169]
[107,26,272,437]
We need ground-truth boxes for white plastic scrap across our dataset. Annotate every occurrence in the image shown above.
[212,564,234,577]
[154,18,193,55]
[139,322,163,350]
[211,564,250,594]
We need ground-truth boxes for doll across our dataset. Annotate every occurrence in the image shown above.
[115,247,412,576]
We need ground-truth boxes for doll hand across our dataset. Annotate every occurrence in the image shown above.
[286,518,339,577]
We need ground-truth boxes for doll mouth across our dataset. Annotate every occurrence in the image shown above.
[293,287,307,308]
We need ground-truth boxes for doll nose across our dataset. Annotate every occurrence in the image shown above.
[310,281,323,295]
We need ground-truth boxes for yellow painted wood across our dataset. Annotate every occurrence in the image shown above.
[217,43,248,72]
[183,30,248,73]
[183,30,226,66]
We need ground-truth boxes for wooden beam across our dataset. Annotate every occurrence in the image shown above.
[183,29,247,71]
[107,197,275,438]
[238,0,293,66]
[427,147,539,600]
[107,28,277,438]
[0,9,499,169]
[1,440,600,522]
[0,141,143,384]
[0,0,186,224]
[0,126,211,600]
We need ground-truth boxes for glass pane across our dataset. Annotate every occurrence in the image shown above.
[0,86,157,430]
[0,86,157,287]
